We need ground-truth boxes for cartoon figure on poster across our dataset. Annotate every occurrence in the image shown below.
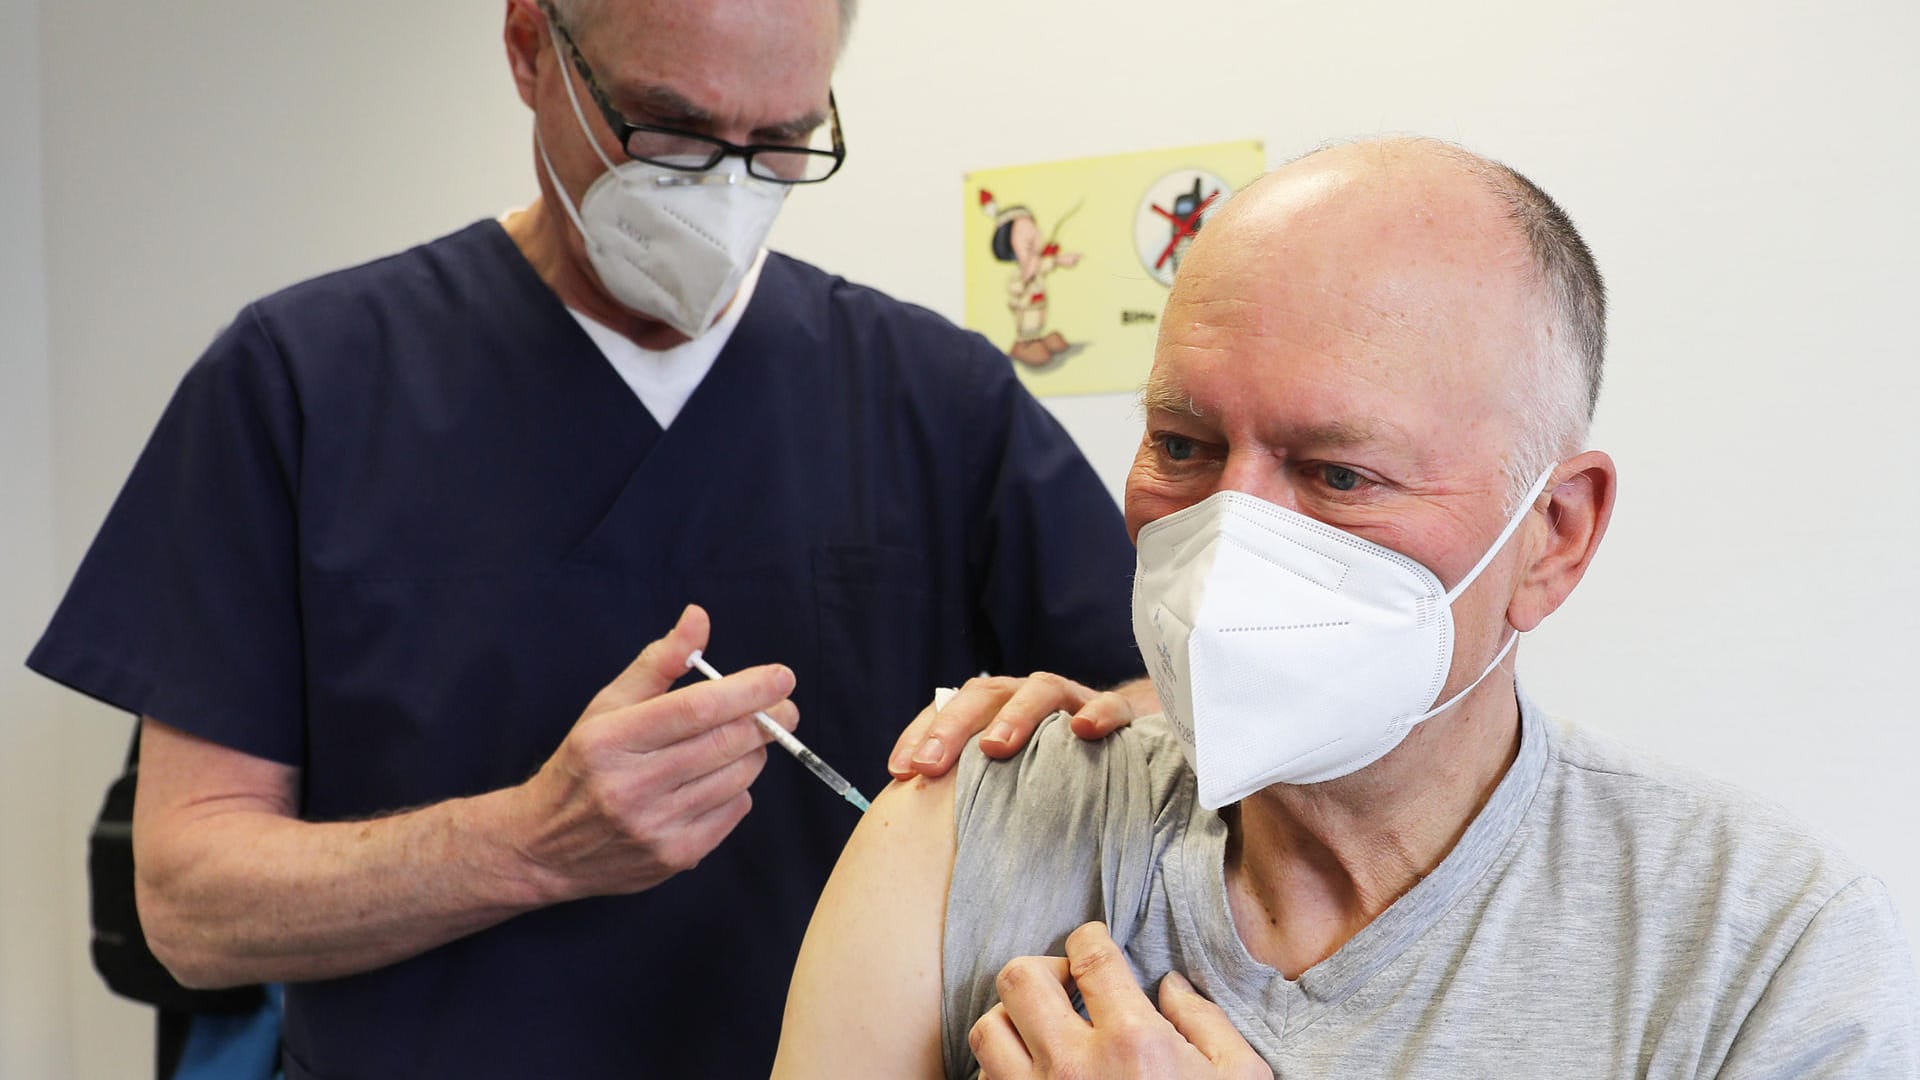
[979,190,1084,367]
[962,141,1263,398]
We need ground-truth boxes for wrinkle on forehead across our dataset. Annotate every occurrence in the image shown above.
[581,0,839,123]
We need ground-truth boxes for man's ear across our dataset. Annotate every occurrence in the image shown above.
[1508,450,1616,632]
[503,0,548,110]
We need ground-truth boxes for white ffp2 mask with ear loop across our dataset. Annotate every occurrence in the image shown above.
[536,16,787,338]
[1131,467,1554,808]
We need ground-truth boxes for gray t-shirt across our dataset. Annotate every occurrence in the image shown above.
[942,694,1920,1078]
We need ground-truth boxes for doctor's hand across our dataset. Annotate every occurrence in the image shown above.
[970,923,1270,1080]
[510,604,796,901]
[887,674,1157,780]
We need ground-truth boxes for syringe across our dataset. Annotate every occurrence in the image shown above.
[685,650,871,813]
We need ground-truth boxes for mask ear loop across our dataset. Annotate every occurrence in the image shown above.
[1410,629,1520,725]
[546,16,621,175]
[1442,465,1558,605]
[536,134,593,241]
[534,14,617,255]
[1413,463,1560,725]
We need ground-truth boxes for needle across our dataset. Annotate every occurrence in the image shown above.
[685,650,871,813]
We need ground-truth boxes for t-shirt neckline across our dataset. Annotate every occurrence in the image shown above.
[1169,689,1553,1043]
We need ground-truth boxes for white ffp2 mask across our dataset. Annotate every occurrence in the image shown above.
[1131,468,1554,808]
[537,18,787,338]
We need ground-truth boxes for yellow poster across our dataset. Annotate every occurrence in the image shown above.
[963,140,1265,397]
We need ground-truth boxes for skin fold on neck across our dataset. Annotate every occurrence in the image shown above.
[1223,676,1523,980]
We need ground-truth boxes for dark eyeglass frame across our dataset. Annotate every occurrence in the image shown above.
[541,1,846,184]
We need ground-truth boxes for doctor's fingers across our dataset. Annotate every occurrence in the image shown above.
[600,665,797,755]
[616,702,796,796]
[1067,688,1137,741]
[885,699,943,780]
[623,779,758,882]
[587,604,712,712]
[635,739,771,832]
[889,673,1089,780]
[975,672,1097,760]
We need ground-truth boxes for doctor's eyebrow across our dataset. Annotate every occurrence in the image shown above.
[615,81,827,143]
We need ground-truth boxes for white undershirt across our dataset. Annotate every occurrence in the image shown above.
[564,248,769,429]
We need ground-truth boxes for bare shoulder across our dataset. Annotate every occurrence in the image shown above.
[772,773,957,1080]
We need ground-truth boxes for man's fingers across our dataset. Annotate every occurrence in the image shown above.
[968,1003,1035,1080]
[1064,922,1155,1029]
[1158,971,1270,1077]
[592,604,711,709]
[992,954,1080,1069]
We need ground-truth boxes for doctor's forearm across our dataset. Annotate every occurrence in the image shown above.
[135,785,550,988]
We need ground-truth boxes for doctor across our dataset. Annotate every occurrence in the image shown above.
[28,0,1152,1076]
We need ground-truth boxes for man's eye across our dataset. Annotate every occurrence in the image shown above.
[1321,465,1363,491]
[1159,435,1196,462]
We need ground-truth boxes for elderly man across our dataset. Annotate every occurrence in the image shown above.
[772,138,1920,1078]
[27,0,1154,1075]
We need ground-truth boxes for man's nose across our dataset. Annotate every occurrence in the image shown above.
[1216,450,1299,511]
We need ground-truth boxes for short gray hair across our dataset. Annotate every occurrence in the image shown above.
[1338,139,1605,511]
[547,0,860,51]
[1474,157,1607,513]
[1280,140,1605,512]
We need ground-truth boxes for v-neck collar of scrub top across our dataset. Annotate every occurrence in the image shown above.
[479,219,802,566]
[564,248,770,430]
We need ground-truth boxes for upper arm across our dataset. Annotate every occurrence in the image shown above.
[773,771,957,1080]
[1717,876,1920,1078]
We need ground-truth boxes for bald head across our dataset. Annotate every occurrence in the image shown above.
[1160,137,1604,507]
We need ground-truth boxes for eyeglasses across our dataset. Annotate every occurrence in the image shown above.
[541,1,846,184]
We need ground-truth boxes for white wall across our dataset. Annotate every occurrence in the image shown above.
[9,1,1916,1075]
[1,5,78,1078]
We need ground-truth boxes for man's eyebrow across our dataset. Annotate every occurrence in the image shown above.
[1294,418,1388,446]
[1139,378,1205,419]
[1140,382,1404,450]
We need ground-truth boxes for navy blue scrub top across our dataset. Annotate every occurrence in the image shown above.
[30,221,1143,1079]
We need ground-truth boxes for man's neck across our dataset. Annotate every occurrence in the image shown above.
[501,198,710,352]
[1223,678,1522,979]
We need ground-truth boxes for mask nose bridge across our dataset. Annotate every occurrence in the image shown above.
[652,169,746,188]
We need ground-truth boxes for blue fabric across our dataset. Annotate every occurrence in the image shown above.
[30,221,1141,1079]
[172,985,283,1080]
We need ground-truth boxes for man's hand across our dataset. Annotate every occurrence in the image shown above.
[887,675,1157,780]
[511,604,798,900]
[969,922,1270,1080]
